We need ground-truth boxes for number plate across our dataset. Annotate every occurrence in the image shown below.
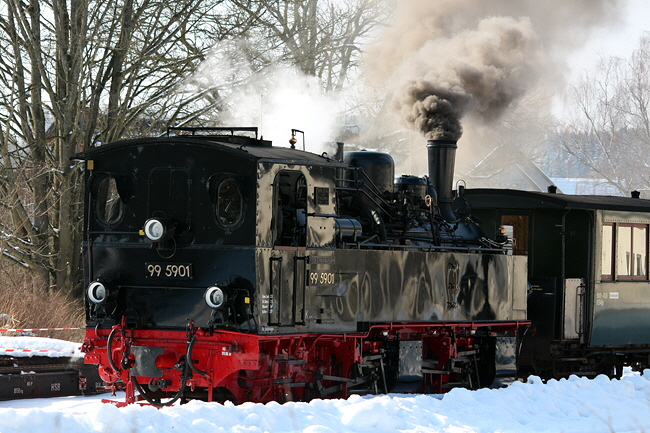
[308,271,336,286]
[145,263,193,279]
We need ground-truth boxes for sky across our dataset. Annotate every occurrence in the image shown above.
[568,0,648,80]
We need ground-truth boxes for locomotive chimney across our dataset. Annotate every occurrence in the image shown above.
[335,142,345,161]
[427,139,457,221]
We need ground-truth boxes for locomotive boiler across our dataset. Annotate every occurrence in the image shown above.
[76,127,528,406]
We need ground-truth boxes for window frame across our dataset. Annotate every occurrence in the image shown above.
[618,223,649,280]
[92,173,125,228]
[602,222,649,281]
[601,223,615,280]
[208,175,244,230]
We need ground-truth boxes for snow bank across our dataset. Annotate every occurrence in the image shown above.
[0,336,82,358]
[0,370,649,433]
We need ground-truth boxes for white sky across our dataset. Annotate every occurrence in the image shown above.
[568,0,648,80]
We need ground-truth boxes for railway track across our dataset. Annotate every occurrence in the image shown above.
[0,330,104,401]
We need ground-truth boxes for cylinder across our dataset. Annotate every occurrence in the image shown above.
[335,218,362,242]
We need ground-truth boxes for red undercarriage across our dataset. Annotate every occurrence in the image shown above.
[82,319,528,407]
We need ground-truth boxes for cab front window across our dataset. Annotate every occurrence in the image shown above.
[209,175,244,229]
[95,175,123,227]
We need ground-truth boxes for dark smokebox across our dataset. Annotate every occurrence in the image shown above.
[427,139,457,221]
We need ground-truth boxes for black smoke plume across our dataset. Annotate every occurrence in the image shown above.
[367,0,626,141]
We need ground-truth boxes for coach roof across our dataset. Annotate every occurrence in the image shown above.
[464,188,650,212]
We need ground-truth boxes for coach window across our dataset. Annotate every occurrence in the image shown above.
[601,223,614,280]
[615,223,648,279]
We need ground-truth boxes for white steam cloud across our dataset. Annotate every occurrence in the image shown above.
[182,40,341,152]
[221,65,340,151]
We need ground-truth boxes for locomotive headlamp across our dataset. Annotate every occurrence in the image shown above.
[87,281,108,305]
[205,286,226,309]
[143,218,173,242]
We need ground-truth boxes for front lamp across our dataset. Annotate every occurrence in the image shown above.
[87,281,108,305]
[144,218,168,241]
[205,286,226,309]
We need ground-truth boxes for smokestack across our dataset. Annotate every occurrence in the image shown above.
[427,139,457,221]
[335,142,345,161]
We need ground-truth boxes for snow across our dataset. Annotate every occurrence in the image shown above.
[0,367,649,432]
[1,337,649,432]
[0,337,82,358]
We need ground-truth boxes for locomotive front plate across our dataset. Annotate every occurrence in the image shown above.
[145,262,194,279]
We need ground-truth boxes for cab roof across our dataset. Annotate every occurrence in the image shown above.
[73,135,346,167]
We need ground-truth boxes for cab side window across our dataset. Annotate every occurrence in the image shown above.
[273,171,307,247]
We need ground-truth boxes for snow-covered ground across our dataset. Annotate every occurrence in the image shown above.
[2,337,650,433]
[0,336,82,358]
[1,369,649,432]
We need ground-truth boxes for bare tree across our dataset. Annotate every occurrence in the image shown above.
[0,0,221,293]
[0,0,389,295]
[554,32,650,195]
[226,0,389,93]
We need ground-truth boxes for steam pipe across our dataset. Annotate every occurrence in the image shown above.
[427,139,457,222]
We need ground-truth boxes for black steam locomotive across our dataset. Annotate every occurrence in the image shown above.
[77,127,529,406]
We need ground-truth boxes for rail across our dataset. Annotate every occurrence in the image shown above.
[0,327,81,333]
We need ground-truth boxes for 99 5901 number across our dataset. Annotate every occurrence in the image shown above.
[145,262,193,279]
[309,271,336,286]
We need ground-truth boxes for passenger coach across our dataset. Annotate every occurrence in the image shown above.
[464,188,650,378]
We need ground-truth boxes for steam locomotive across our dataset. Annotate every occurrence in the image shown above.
[77,127,529,406]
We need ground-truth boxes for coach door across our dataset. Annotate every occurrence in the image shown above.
[563,278,584,340]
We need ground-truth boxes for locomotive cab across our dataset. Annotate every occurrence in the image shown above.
[80,133,262,331]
